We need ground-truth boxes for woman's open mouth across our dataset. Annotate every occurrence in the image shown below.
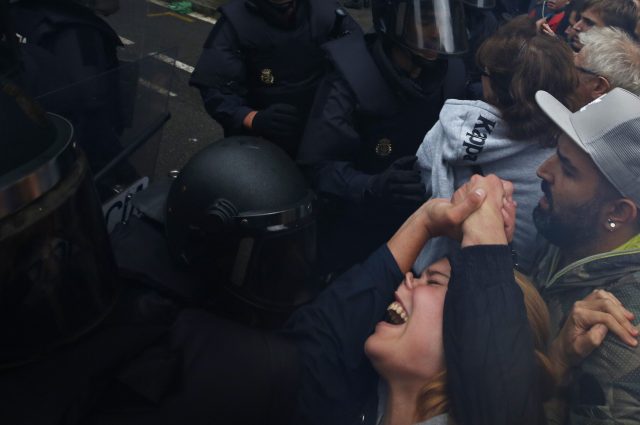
[386,301,408,324]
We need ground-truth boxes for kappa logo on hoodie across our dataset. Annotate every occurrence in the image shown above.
[462,115,496,161]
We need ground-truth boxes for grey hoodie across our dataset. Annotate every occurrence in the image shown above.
[414,99,554,273]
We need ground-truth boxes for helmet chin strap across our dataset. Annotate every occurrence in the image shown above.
[388,39,445,80]
[397,41,442,70]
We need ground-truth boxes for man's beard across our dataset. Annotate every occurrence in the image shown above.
[533,182,604,249]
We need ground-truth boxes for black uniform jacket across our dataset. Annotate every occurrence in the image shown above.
[296,34,465,273]
[189,0,361,151]
[297,34,465,204]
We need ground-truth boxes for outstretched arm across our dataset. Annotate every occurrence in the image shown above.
[444,175,546,425]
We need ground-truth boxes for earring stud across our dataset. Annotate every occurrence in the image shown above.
[607,218,617,230]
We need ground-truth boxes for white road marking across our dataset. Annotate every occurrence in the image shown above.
[138,78,178,97]
[150,52,195,74]
[147,0,218,24]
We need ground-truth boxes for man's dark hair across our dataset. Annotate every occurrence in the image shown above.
[580,0,638,36]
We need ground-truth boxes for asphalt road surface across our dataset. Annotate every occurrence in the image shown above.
[105,0,372,180]
[106,0,223,180]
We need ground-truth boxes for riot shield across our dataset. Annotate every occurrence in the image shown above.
[35,50,176,214]
[0,106,118,367]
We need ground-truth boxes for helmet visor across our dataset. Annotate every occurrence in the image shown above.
[396,0,468,56]
[228,219,317,312]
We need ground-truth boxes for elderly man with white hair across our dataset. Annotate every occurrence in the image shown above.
[574,26,640,105]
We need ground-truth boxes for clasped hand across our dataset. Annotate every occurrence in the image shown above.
[420,174,516,246]
[550,289,639,382]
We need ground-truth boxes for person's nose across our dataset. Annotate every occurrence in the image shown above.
[536,154,555,183]
[403,272,415,289]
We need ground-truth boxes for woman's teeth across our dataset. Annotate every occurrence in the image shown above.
[386,301,408,324]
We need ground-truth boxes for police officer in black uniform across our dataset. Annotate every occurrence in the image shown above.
[189,0,362,157]
[9,0,127,185]
[10,0,121,86]
[113,136,320,329]
[462,0,499,99]
[298,0,468,274]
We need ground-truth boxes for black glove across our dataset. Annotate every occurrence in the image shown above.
[366,155,426,204]
[252,103,300,139]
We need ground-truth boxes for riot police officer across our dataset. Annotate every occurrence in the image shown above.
[462,0,499,99]
[9,0,121,82]
[9,0,127,186]
[298,0,467,274]
[189,0,362,157]
[113,136,321,328]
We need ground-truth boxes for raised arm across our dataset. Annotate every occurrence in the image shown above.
[444,175,547,425]
[284,179,488,425]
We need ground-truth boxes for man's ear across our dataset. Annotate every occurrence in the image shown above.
[606,198,638,228]
[592,76,611,99]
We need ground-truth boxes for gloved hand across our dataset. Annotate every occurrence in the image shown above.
[251,103,300,139]
[366,155,426,204]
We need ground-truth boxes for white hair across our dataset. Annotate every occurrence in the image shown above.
[579,26,640,96]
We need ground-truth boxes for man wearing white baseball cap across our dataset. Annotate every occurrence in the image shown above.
[531,87,640,423]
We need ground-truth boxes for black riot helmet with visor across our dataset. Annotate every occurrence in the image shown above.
[372,0,468,58]
[165,136,317,327]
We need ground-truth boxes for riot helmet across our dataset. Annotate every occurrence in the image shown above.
[165,136,317,324]
[0,78,118,367]
[372,0,468,57]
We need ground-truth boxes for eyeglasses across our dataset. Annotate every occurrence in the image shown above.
[575,65,599,77]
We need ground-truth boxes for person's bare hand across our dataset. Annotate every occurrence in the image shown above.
[502,191,517,243]
[420,186,487,241]
[458,175,512,246]
[536,17,556,36]
[550,289,638,380]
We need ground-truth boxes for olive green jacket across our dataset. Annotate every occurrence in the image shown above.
[532,245,640,425]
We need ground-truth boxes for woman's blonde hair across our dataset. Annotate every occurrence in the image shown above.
[515,271,556,401]
[413,271,554,422]
[415,370,449,421]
